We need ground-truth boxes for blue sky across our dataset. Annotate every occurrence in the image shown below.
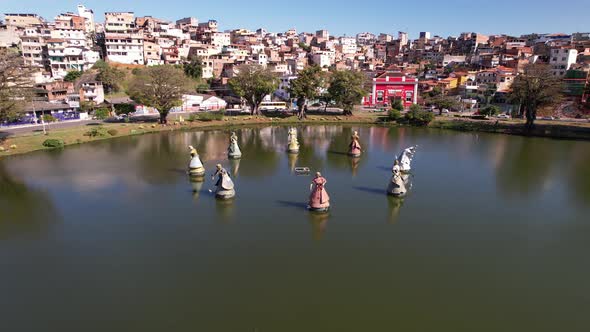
[2,0,589,38]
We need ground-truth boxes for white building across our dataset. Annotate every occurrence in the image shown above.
[47,38,98,78]
[104,32,144,65]
[356,32,375,45]
[104,12,135,33]
[275,75,297,100]
[77,5,96,33]
[339,37,357,54]
[550,48,578,77]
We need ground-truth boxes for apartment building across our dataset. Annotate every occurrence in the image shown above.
[77,5,95,33]
[20,27,48,70]
[103,32,144,64]
[4,13,44,27]
[54,14,86,31]
[104,12,135,33]
[550,48,578,76]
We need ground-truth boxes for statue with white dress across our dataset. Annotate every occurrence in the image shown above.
[287,127,299,153]
[227,132,242,159]
[212,164,235,199]
[386,160,407,197]
[188,145,205,177]
[396,146,417,173]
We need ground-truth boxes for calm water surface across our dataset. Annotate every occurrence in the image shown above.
[1,125,589,331]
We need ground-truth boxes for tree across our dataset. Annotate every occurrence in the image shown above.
[184,56,203,80]
[510,64,564,129]
[128,65,193,124]
[428,95,459,115]
[327,70,368,116]
[94,61,125,94]
[0,49,34,123]
[289,65,325,119]
[480,105,501,116]
[64,70,83,82]
[228,64,279,115]
[391,99,404,111]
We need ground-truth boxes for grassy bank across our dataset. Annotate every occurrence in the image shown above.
[0,113,379,158]
[431,117,590,140]
[2,112,590,158]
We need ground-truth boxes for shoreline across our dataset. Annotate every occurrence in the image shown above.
[2,113,590,158]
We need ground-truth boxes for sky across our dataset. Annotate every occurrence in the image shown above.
[2,0,589,38]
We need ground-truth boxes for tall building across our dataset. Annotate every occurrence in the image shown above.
[77,5,95,33]
[104,12,135,33]
[419,31,431,40]
[550,48,578,77]
[316,29,329,39]
[398,31,408,46]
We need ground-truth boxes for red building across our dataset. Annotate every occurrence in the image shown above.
[363,72,418,108]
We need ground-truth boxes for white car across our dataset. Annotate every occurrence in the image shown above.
[496,114,510,119]
[541,116,555,120]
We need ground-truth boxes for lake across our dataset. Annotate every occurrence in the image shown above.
[1,125,589,331]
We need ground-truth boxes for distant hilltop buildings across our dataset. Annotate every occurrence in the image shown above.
[1,4,589,115]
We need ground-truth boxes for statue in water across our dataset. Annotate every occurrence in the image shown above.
[348,130,362,157]
[386,160,407,197]
[287,127,300,153]
[228,132,242,159]
[212,164,235,199]
[188,145,205,177]
[396,146,417,173]
[308,172,330,212]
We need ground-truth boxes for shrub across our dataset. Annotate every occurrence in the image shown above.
[42,139,65,148]
[409,104,422,112]
[42,114,56,123]
[391,99,404,112]
[404,109,435,126]
[196,112,224,122]
[388,109,402,121]
[107,129,118,136]
[93,108,110,120]
[84,126,108,137]
[480,105,501,116]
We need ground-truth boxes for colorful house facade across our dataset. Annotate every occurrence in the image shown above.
[363,72,418,108]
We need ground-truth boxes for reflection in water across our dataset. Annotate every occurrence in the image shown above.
[287,152,298,173]
[215,198,235,223]
[495,137,556,197]
[308,211,330,241]
[0,163,58,238]
[349,156,360,177]
[387,196,404,225]
[189,176,204,202]
[228,158,241,178]
[568,145,590,207]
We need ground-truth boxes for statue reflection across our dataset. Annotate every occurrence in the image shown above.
[308,211,329,241]
[229,158,241,178]
[215,198,235,223]
[387,196,404,225]
[349,156,360,177]
[287,152,298,173]
[188,176,204,202]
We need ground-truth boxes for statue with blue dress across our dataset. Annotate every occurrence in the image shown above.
[212,164,235,199]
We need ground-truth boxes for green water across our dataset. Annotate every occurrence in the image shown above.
[1,125,589,331]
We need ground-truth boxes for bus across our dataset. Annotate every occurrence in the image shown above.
[259,101,287,111]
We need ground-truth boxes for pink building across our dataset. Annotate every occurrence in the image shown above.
[363,72,418,108]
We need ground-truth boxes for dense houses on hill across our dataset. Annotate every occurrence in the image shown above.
[1,4,589,121]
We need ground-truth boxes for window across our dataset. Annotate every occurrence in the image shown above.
[406,92,413,102]
[376,91,384,102]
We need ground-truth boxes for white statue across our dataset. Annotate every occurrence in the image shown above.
[396,146,417,173]
[212,164,235,199]
[386,160,407,197]
[287,127,299,153]
[228,132,242,159]
[188,145,205,177]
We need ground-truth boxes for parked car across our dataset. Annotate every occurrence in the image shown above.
[496,114,510,119]
[541,116,555,120]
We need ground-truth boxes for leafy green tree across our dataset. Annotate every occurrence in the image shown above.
[64,70,83,82]
[480,105,501,116]
[509,64,563,129]
[409,104,422,112]
[327,70,368,116]
[391,99,404,111]
[228,64,279,115]
[289,65,325,119]
[0,49,34,122]
[184,56,203,80]
[128,65,193,124]
[428,95,459,115]
[404,109,434,126]
[94,61,125,94]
